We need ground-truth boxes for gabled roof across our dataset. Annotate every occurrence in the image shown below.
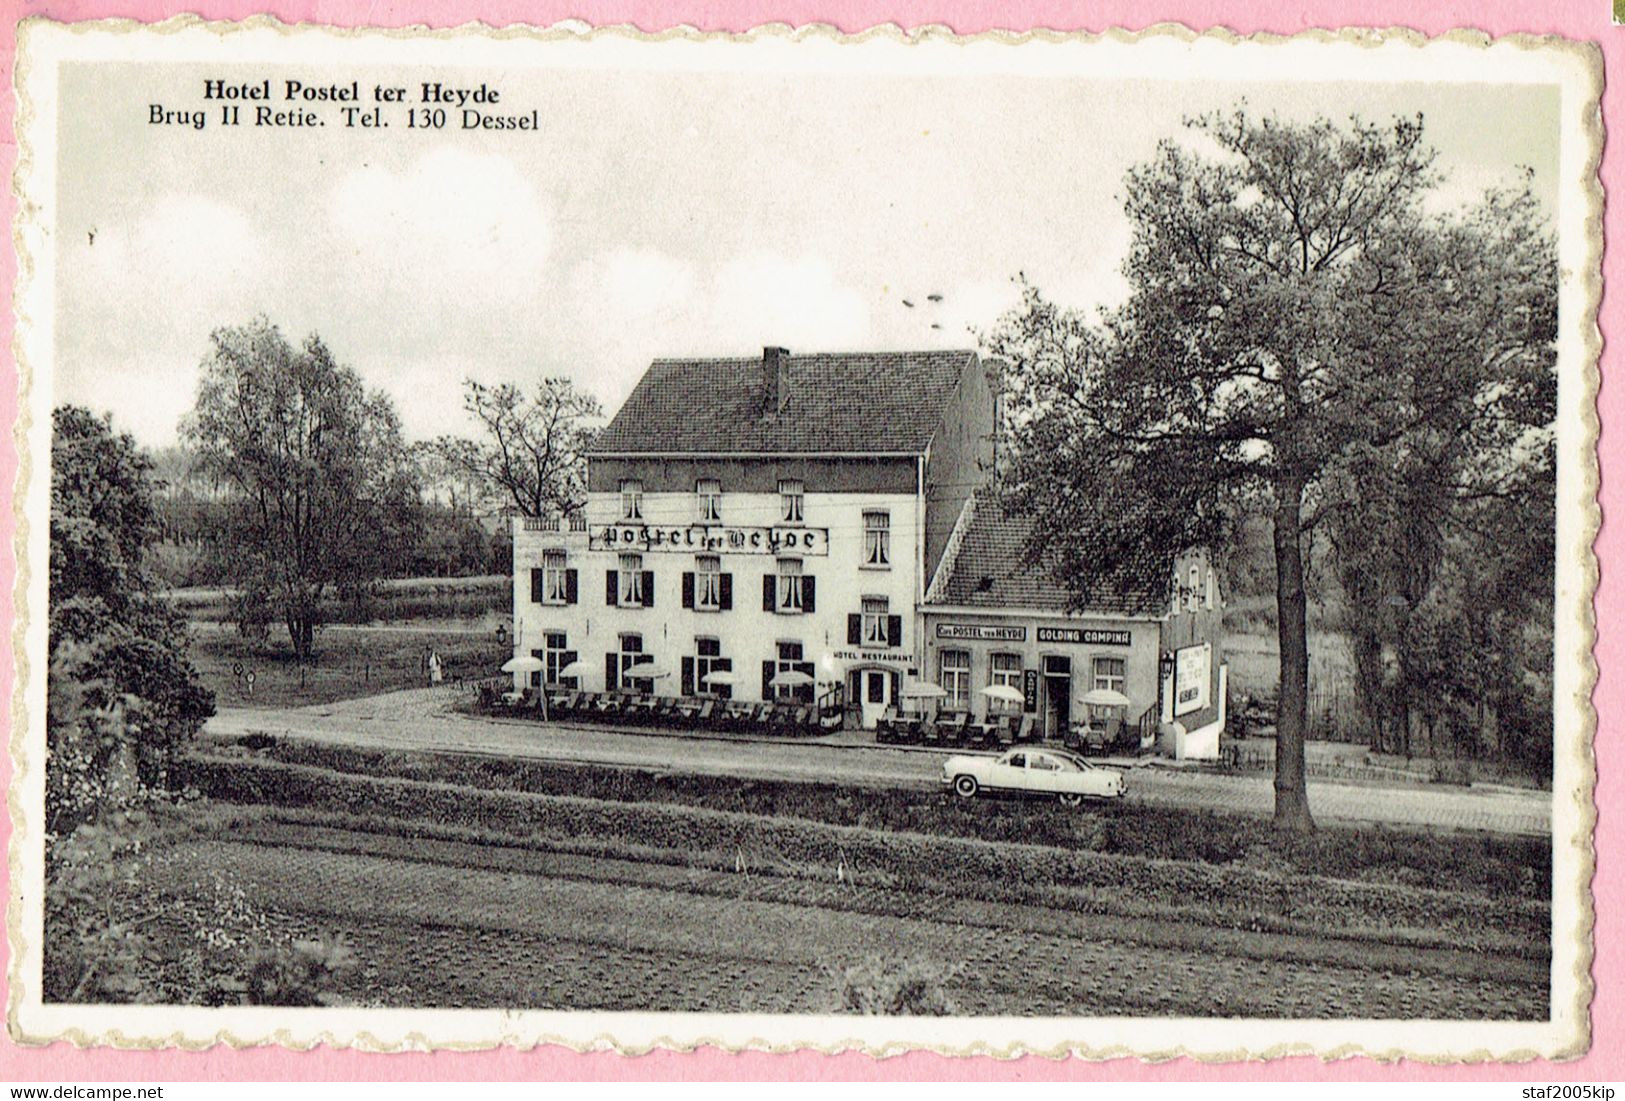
[929,494,1167,618]
[588,349,977,456]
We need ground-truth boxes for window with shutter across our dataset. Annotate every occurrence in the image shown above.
[861,597,889,646]
[530,568,544,604]
[695,557,722,611]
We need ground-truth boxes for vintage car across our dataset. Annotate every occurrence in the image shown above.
[941,747,1126,806]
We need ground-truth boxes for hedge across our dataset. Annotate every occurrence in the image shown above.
[179,753,1549,947]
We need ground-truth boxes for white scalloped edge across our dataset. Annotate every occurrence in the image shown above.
[5,14,1603,1063]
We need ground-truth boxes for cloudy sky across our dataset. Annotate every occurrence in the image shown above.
[53,59,1559,447]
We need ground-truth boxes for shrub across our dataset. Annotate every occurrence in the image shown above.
[836,955,957,1016]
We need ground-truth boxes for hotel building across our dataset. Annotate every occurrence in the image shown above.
[511,345,1225,755]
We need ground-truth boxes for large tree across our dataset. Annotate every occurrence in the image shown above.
[430,377,602,519]
[987,111,1556,829]
[183,318,420,659]
[48,407,214,833]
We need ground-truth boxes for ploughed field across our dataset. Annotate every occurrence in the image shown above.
[137,741,1551,1017]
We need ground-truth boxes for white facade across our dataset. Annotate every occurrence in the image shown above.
[512,482,926,722]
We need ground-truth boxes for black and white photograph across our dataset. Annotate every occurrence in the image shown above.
[8,21,1600,1057]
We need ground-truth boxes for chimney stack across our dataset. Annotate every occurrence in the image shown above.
[763,346,789,415]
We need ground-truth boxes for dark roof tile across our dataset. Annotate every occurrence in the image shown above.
[931,495,1166,618]
[589,349,976,455]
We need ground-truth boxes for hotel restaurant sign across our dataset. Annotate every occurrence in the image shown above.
[592,524,829,556]
[935,623,1132,646]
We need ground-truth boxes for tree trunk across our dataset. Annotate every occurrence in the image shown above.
[1271,477,1316,831]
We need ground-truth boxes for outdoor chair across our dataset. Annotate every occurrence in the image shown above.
[599,693,625,718]
[1015,715,1037,743]
[721,701,751,733]
[938,711,968,747]
[694,698,717,727]
[1104,716,1127,750]
[1063,723,1084,751]
[920,719,941,748]
[995,715,1017,747]
[650,697,677,725]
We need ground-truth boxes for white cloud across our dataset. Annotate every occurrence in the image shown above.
[708,252,870,351]
[328,147,553,295]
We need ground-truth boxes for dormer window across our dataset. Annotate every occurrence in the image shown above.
[620,479,643,522]
[779,479,804,524]
[863,510,890,568]
[697,478,722,524]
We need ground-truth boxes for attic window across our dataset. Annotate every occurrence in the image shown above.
[975,576,995,593]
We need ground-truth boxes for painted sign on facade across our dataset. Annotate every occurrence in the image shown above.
[592,525,829,555]
[1035,626,1132,646]
[831,649,914,668]
[1173,642,1212,717]
[936,623,1027,642]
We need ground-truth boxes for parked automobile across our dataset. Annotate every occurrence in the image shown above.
[941,747,1126,806]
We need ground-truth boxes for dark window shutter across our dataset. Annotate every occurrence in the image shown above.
[798,661,815,703]
[717,657,733,700]
[763,575,776,612]
[719,573,733,610]
[606,652,618,690]
[565,569,578,605]
[605,570,618,606]
[682,572,695,609]
[847,614,861,645]
[887,615,903,648]
[530,568,544,604]
[682,656,694,697]
[802,576,815,613]
[642,571,655,608]
[762,660,775,700]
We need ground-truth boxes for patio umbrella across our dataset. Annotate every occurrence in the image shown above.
[622,659,673,679]
[558,659,594,680]
[770,669,815,687]
[900,682,947,699]
[702,669,742,686]
[980,684,1025,704]
[1082,688,1132,709]
[500,655,548,718]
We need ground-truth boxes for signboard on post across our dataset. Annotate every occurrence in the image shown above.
[1173,642,1212,717]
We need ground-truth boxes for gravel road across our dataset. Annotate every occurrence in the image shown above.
[203,688,1552,837]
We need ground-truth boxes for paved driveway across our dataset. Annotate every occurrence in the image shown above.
[204,688,1552,837]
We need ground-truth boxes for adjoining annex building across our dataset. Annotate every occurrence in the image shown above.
[511,346,1226,758]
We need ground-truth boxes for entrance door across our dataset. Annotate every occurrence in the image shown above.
[860,669,893,728]
[1043,655,1072,739]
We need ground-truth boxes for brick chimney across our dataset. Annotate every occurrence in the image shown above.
[763,346,789,415]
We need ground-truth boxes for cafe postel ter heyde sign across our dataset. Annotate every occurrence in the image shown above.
[593,525,829,555]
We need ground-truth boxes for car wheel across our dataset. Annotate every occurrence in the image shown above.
[954,775,979,798]
[1058,792,1083,808]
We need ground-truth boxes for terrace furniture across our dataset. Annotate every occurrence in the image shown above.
[598,693,625,718]
[721,701,752,732]
[899,715,926,745]
[1103,716,1127,750]
[937,711,968,747]
[995,714,1018,747]
[694,699,717,726]
[965,720,995,749]
[1063,723,1084,751]
[672,698,701,727]
[1014,715,1037,743]
[920,719,941,748]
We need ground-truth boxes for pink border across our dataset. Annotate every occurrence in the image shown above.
[0,0,1615,1081]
